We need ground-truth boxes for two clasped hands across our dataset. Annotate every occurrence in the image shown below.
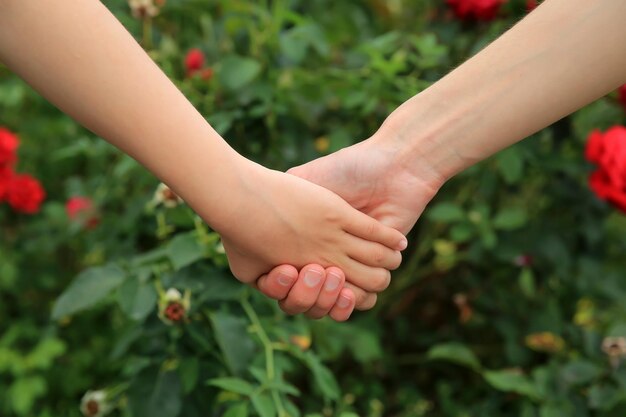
[221,118,441,322]
[2,0,625,322]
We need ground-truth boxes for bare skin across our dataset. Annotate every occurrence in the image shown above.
[0,1,406,297]
[260,0,626,317]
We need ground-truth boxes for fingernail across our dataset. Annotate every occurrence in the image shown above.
[325,272,342,291]
[278,272,294,286]
[337,294,352,309]
[398,238,408,251]
[303,269,323,287]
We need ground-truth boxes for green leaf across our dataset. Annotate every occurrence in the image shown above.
[520,401,537,417]
[280,24,329,64]
[560,360,603,386]
[519,268,536,298]
[210,312,256,376]
[129,368,182,417]
[303,352,340,400]
[117,277,157,321]
[9,376,47,415]
[266,380,300,396]
[450,223,474,242]
[588,384,622,411]
[573,99,624,138]
[179,357,199,394]
[218,56,262,90]
[606,322,626,337]
[539,404,566,417]
[413,33,448,69]
[167,233,205,270]
[493,207,527,230]
[223,403,249,417]
[483,370,540,400]
[348,328,383,363]
[251,392,276,417]
[52,264,126,319]
[496,148,524,185]
[427,343,481,371]
[206,377,255,396]
[26,338,66,370]
[427,203,465,222]
[284,400,301,417]
[328,129,353,153]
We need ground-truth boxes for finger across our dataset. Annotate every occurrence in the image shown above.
[329,288,356,321]
[278,265,326,315]
[341,258,391,293]
[305,267,345,319]
[347,238,402,270]
[256,264,299,300]
[344,212,408,251]
[343,282,378,310]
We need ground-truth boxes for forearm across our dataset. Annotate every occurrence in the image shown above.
[380,0,626,185]
[0,0,244,228]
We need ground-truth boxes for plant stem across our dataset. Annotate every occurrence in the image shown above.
[142,17,153,50]
[241,294,287,417]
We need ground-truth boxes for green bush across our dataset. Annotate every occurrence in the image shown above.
[1,1,626,416]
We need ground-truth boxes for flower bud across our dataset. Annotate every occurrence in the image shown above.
[80,390,111,417]
[153,183,184,208]
[128,0,163,19]
[602,336,626,369]
[158,288,191,325]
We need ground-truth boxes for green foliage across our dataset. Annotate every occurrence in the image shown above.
[2,0,626,416]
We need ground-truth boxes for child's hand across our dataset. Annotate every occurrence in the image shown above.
[211,161,406,295]
[255,264,356,321]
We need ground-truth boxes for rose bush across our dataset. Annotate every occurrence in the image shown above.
[1,0,626,416]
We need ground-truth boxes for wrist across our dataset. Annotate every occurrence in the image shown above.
[370,95,457,191]
[163,132,260,233]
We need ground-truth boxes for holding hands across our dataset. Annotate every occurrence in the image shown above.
[4,0,626,322]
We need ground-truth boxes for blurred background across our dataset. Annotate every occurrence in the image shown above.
[2,0,626,416]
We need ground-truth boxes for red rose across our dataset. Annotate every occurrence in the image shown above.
[585,126,626,213]
[185,49,205,76]
[618,85,626,111]
[447,0,504,21]
[585,129,604,164]
[589,170,626,212]
[0,166,14,201]
[526,0,538,11]
[66,196,99,229]
[0,128,19,167]
[6,174,46,214]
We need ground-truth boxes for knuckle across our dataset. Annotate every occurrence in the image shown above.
[324,210,342,225]
[366,221,379,237]
[371,247,387,266]
[369,269,391,292]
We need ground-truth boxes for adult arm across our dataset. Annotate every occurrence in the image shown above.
[279,0,626,311]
